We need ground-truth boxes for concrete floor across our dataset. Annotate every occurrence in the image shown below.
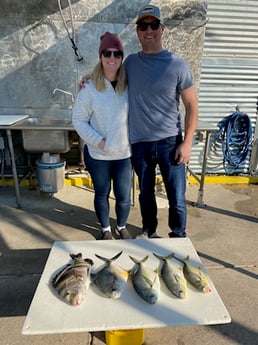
[0,181,257,345]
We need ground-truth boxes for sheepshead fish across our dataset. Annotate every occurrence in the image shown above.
[129,255,160,304]
[52,253,93,306]
[153,252,187,299]
[173,254,211,293]
[92,251,129,299]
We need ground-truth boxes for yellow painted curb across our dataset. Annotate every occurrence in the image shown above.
[0,179,33,187]
[65,176,93,187]
[1,175,258,188]
[187,175,258,184]
[64,175,258,187]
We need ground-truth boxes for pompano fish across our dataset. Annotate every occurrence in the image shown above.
[92,251,129,299]
[173,254,211,293]
[52,253,93,306]
[129,255,160,304]
[153,252,187,299]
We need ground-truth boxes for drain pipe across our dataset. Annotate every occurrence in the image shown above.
[57,0,83,61]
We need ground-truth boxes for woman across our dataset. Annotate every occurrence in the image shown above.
[72,32,132,240]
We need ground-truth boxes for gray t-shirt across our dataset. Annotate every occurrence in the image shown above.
[124,50,193,144]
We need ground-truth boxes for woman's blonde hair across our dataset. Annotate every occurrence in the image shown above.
[91,61,127,93]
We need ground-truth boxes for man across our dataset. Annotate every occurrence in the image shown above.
[80,4,198,239]
[124,5,198,238]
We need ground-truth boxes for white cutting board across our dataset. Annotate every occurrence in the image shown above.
[0,115,28,126]
[22,238,231,335]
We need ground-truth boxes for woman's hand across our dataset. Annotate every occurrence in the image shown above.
[97,139,105,150]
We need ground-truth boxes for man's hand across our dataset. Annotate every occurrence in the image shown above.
[174,141,192,164]
[78,74,91,90]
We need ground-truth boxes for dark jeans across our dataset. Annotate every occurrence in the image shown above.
[131,135,186,237]
[84,145,132,229]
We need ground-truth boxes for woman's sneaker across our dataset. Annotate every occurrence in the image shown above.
[115,227,131,239]
[102,231,113,240]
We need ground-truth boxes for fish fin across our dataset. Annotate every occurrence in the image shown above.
[174,273,181,283]
[150,272,159,288]
[52,263,72,287]
[196,267,204,281]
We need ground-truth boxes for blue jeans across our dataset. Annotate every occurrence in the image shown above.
[131,135,186,237]
[84,146,132,229]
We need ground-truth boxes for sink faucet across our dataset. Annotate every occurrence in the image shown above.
[53,88,74,103]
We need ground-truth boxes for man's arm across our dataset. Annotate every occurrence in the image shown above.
[175,86,198,164]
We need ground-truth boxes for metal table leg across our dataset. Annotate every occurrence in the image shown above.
[131,169,137,207]
[6,129,21,208]
[192,130,212,208]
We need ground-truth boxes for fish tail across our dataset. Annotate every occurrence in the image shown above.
[129,255,149,264]
[172,254,189,264]
[153,252,177,261]
[84,258,94,266]
[95,250,123,263]
[70,253,83,261]
[152,253,164,261]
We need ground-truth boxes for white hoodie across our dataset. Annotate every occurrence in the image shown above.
[72,80,131,160]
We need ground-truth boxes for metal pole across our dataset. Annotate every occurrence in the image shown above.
[195,130,212,208]
[6,129,21,208]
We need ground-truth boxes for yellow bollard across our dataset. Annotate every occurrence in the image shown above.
[105,329,145,345]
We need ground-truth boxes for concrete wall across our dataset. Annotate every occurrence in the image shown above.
[0,0,207,170]
[0,0,207,113]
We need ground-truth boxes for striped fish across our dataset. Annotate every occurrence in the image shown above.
[52,253,93,306]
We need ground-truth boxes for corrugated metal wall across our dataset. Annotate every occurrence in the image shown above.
[190,0,258,174]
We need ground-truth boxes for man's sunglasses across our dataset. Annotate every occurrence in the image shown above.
[102,49,123,59]
[137,21,160,31]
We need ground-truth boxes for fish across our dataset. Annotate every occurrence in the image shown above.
[129,255,160,304]
[173,254,211,293]
[153,252,187,299]
[92,251,129,299]
[52,253,93,306]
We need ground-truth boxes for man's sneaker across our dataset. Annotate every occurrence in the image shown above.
[168,231,186,238]
[136,231,159,239]
[102,231,113,240]
[149,231,159,238]
[114,227,131,239]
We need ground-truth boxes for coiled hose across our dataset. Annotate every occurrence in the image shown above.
[216,111,253,174]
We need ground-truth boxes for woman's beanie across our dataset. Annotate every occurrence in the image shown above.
[99,32,124,58]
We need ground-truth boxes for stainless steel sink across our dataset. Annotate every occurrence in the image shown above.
[15,115,74,153]
[20,116,72,127]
